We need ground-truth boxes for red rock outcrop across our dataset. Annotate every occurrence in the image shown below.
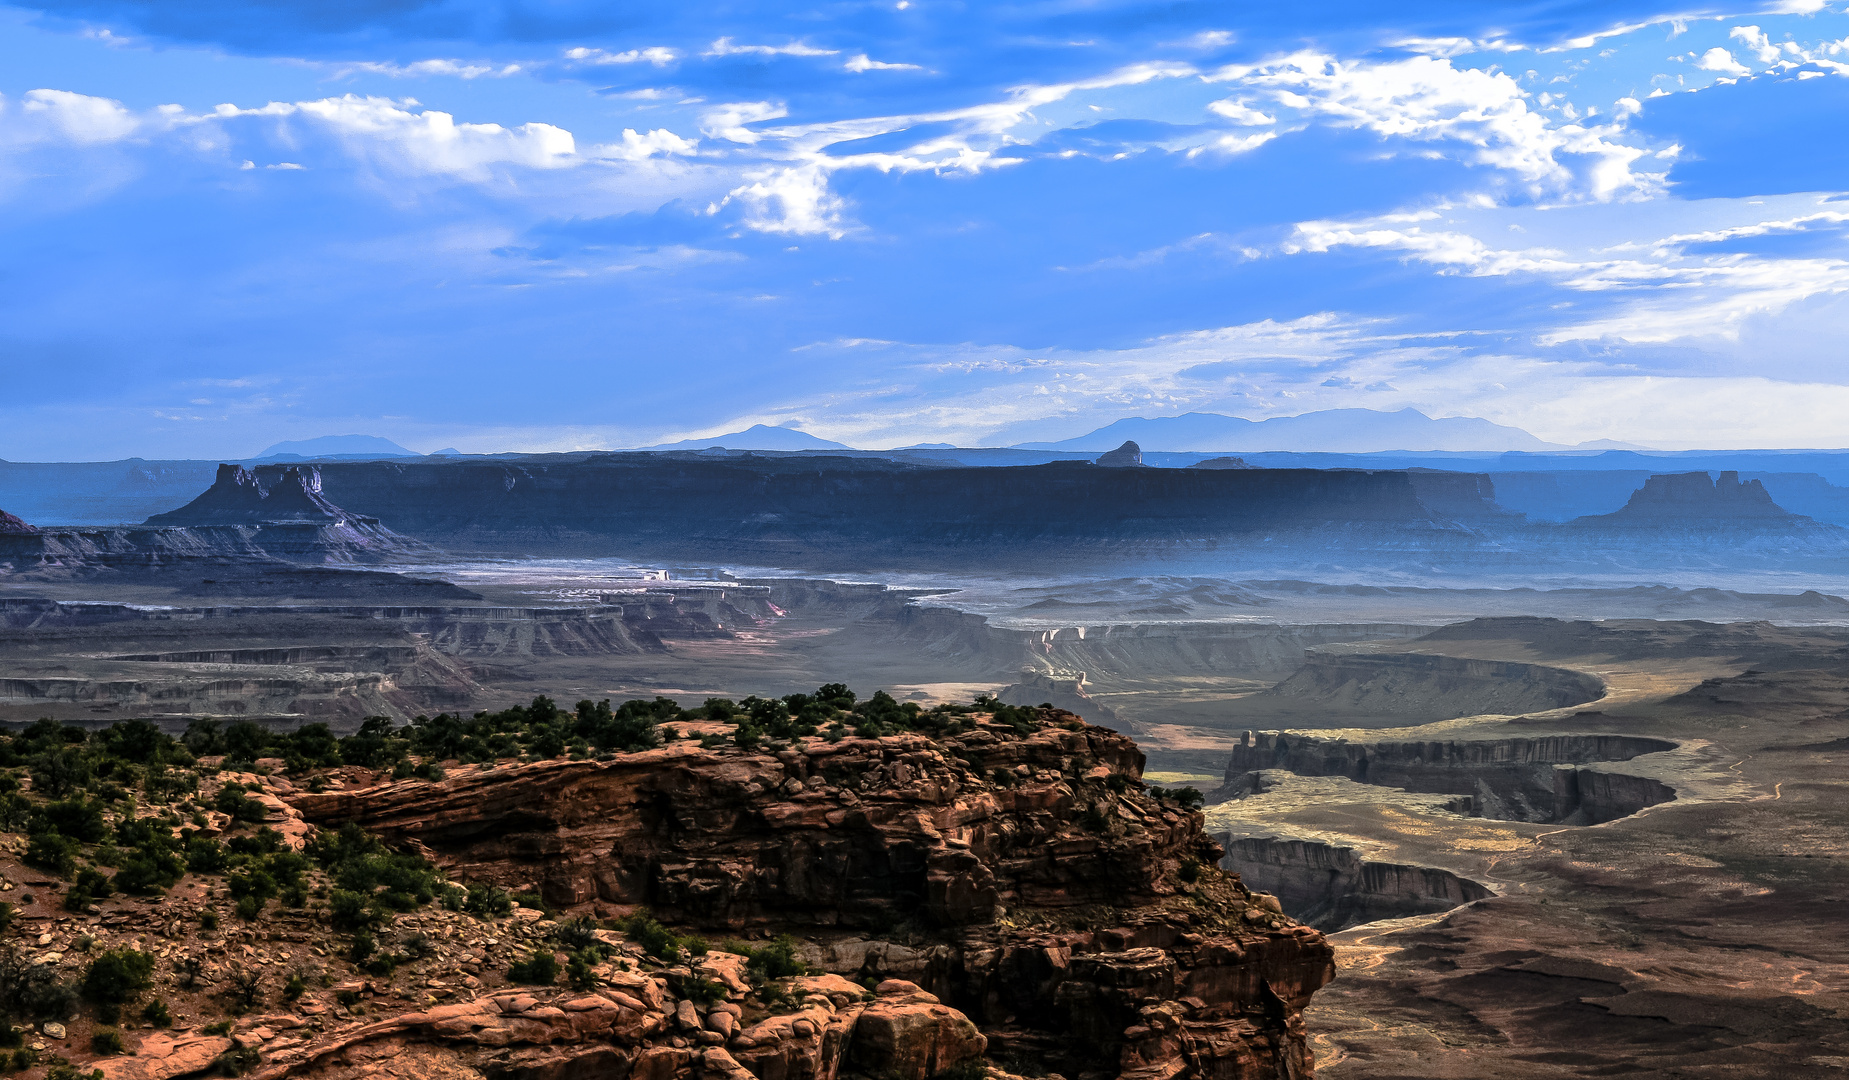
[287,713,1335,1078]
[0,507,35,535]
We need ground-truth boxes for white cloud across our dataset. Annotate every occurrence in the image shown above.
[845,54,924,73]
[699,101,789,144]
[1392,36,1526,58]
[719,163,849,238]
[1182,30,1237,49]
[282,95,576,177]
[763,313,1849,450]
[1206,99,1276,125]
[564,46,680,66]
[705,38,839,58]
[1729,26,1784,65]
[590,127,699,161]
[327,59,523,80]
[1283,198,1849,346]
[1697,47,1751,75]
[1209,52,1660,201]
[18,88,140,143]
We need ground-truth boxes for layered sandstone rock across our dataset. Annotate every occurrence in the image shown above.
[288,714,1335,1078]
[1574,470,1804,526]
[147,464,359,526]
[0,506,35,535]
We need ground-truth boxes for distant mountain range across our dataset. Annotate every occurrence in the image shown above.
[255,411,1641,460]
[639,425,851,452]
[1012,409,1624,453]
[255,435,421,460]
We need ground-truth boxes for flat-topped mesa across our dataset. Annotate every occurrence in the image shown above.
[145,463,369,526]
[287,711,1335,1078]
[1575,470,1804,526]
[0,507,35,535]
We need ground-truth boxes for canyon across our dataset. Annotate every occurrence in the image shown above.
[0,457,1847,1078]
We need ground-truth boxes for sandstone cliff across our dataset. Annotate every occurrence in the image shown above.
[147,465,359,527]
[1573,470,1805,526]
[0,507,34,535]
[286,713,1335,1079]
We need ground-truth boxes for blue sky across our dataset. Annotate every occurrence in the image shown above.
[4,0,1849,458]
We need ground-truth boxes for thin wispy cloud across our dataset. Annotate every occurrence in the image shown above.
[1,0,1849,456]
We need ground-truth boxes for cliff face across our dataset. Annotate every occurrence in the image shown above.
[148,464,361,526]
[276,456,1464,561]
[1221,731,1678,824]
[0,465,432,573]
[0,522,434,575]
[288,716,1336,1078]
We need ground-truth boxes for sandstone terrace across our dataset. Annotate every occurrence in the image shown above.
[0,689,1330,1080]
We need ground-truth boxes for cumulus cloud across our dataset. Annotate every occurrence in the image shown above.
[279,96,577,177]
[719,163,849,237]
[1697,47,1751,75]
[590,128,699,161]
[17,88,140,143]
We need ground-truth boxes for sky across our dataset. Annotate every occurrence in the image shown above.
[3,0,1849,458]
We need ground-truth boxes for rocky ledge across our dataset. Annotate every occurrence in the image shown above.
[0,508,35,536]
[284,712,1334,1079]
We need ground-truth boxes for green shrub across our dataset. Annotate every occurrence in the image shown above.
[742,935,810,981]
[24,834,79,877]
[140,999,171,1027]
[80,949,154,1008]
[327,889,376,931]
[566,953,600,992]
[1179,858,1202,884]
[462,885,512,920]
[36,799,108,843]
[208,1046,260,1077]
[549,915,602,952]
[348,931,376,965]
[618,914,683,960]
[90,1029,124,1055]
[682,977,727,1005]
[507,949,558,986]
[283,973,306,1002]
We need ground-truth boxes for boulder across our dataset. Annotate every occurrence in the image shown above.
[95,1034,234,1080]
[847,981,986,1078]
